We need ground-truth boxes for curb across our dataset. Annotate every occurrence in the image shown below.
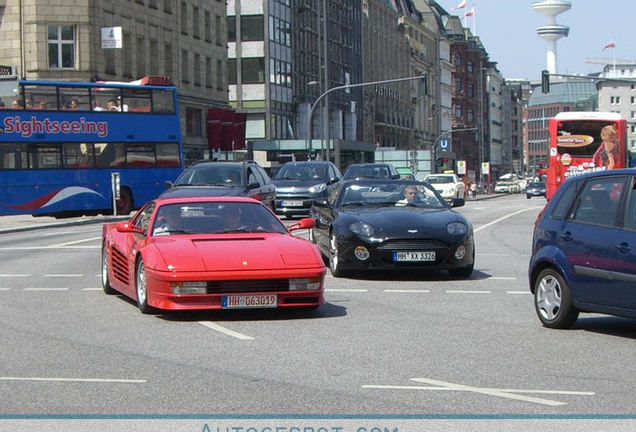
[0,215,129,235]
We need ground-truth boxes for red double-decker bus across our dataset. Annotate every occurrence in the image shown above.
[546,111,627,200]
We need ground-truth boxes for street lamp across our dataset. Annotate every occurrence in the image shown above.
[307,75,426,166]
[431,128,478,174]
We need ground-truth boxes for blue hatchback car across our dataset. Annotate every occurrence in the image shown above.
[529,168,636,329]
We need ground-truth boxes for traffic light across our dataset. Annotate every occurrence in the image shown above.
[541,70,550,94]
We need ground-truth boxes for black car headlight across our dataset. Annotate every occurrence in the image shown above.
[309,183,327,193]
[349,221,375,237]
[447,221,468,235]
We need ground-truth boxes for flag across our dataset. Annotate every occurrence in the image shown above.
[603,41,615,50]
[464,7,474,18]
[451,0,466,10]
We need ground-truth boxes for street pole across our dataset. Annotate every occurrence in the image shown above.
[307,75,425,165]
[431,128,478,174]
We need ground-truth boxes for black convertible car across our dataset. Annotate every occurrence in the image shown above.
[308,179,474,278]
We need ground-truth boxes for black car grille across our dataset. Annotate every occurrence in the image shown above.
[206,279,289,293]
[377,239,449,251]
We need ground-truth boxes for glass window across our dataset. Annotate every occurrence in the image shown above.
[227,16,236,42]
[241,58,265,84]
[227,59,237,84]
[569,177,626,227]
[241,15,264,41]
[186,108,202,136]
[48,25,75,69]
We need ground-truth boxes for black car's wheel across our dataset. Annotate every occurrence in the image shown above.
[101,245,117,295]
[534,268,579,329]
[329,232,347,277]
[136,257,156,314]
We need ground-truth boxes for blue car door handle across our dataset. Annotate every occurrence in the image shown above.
[616,242,631,254]
[560,231,573,242]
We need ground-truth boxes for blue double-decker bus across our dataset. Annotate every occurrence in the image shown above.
[0,75,183,217]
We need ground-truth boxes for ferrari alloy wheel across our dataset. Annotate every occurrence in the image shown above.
[534,268,579,329]
[308,227,316,244]
[329,232,346,278]
[101,245,116,295]
[135,258,154,314]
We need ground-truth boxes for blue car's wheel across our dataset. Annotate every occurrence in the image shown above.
[534,268,579,329]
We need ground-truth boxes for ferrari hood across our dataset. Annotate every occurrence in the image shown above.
[150,234,322,272]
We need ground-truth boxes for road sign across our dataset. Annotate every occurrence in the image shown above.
[457,160,466,175]
[440,139,448,150]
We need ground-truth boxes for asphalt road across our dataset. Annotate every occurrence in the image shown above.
[1,194,635,431]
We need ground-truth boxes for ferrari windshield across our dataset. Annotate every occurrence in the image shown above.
[151,201,287,236]
[338,181,446,209]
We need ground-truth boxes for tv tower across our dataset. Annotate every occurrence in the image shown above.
[532,0,571,74]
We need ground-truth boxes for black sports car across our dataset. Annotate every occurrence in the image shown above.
[308,179,474,278]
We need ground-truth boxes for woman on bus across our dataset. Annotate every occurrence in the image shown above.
[593,125,620,170]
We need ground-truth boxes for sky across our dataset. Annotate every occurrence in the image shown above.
[438,0,634,81]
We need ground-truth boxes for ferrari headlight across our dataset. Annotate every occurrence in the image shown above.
[171,281,207,295]
[447,221,467,235]
[309,183,326,193]
[289,277,322,291]
[349,222,374,237]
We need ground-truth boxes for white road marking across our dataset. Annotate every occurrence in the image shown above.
[82,288,102,291]
[507,291,531,295]
[363,377,594,406]
[23,288,69,291]
[0,274,30,277]
[198,321,255,340]
[489,277,516,280]
[0,245,99,250]
[384,289,431,293]
[44,274,83,277]
[474,206,544,233]
[0,376,146,383]
[325,289,368,292]
[0,288,11,291]
[446,290,491,294]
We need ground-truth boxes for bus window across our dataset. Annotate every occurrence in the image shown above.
[63,143,95,168]
[156,143,181,167]
[58,87,91,110]
[0,143,27,169]
[22,84,58,110]
[96,142,125,167]
[121,88,151,112]
[28,144,62,169]
[153,89,176,114]
[126,144,156,166]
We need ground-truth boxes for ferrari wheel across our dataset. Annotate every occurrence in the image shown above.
[101,245,117,295]
[534,268,579,329]
[329,232,347,278]
[135,258,155,314]
[308,227,316,244]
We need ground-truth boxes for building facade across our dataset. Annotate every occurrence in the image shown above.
[597,63,636,154]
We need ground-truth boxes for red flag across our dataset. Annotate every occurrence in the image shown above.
[220,110,236,151]
[464,7,474,17]
[603,41,615,50]
[451,0,466,10]
[232,112,247,150]
[206,109,224,150]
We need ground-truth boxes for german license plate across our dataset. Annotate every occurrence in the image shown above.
[222,294,277,309]
[393,251,436,262]
[282,200,303,207]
